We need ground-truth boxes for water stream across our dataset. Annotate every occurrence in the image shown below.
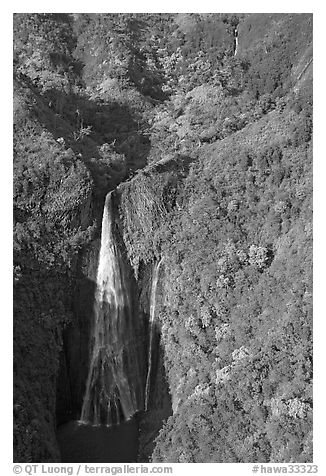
[234,27,238,56]
[144,259,163,411]
[80,191,142,426]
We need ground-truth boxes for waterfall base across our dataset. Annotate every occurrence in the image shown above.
[57,419,139,463]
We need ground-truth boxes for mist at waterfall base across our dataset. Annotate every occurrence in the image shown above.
[57,192,164,462]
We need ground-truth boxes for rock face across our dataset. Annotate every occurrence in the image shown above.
[56,242,99,424]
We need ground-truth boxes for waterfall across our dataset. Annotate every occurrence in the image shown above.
[144,258,163,411]
[234,27,238,56]
[80,192,142,426]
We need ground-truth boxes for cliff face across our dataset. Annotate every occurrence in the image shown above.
[56,243,99,424]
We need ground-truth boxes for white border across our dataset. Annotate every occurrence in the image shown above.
[3,3,324,473]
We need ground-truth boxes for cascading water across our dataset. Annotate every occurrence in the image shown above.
[144,258,163,411]
[80,192,143,426]
[234,27,239,56]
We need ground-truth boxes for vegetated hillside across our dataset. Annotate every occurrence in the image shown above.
[118,102,312,462]
[118,14,312,462]
[13,13,312,463]
[13,79,95,461]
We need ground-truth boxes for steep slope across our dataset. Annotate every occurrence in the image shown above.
[13,78,95,461]
[117,98,312,462]
[116,14,312,463]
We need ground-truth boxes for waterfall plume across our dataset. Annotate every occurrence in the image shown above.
[80,192,142,426]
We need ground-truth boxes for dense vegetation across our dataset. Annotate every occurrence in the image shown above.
[120,104,312,462]
[13,13,312,463]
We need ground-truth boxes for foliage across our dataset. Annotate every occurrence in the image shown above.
[13,13,82,111]
[239,14,313,100]
[120,101,312,462]
[13,85,95,461]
